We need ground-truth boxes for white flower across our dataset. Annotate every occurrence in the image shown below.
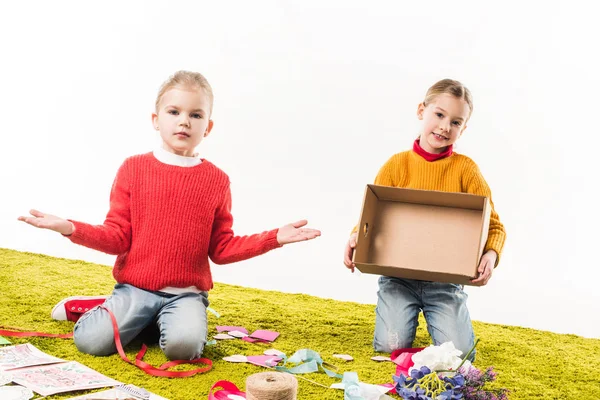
[409,341,469,375]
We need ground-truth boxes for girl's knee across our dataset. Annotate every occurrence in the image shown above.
[162,332,206,360]
[73,330,116,356]
[373,329,413,353]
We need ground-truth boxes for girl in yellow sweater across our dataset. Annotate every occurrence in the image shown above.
[343,79,506,360]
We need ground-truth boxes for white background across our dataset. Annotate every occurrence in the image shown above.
[1,1,598,338]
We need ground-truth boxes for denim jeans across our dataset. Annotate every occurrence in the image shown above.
[73,283,209,360]
[373,276,475,360]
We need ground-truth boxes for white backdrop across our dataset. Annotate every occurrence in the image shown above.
[1,1,598,338]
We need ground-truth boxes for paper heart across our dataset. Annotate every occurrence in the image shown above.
[333,354,354,361]
[223,355,248,363]
[214,333,235,340]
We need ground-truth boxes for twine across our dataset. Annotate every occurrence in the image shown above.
[246,372,298,400]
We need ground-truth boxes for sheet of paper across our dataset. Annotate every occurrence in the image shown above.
[8,361,121,396]
[0,372,12,386]
[0,344,65,371]
[66,385,169,400]
[0,385,34,400]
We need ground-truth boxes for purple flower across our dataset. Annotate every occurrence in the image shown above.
[438,389,464,400]
[398,387,434,400]
[394,373,417,389]
[444,373,466,388]
[410,366,432,380]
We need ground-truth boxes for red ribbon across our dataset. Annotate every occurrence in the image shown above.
[0,305,213,378]
[208,380,246,399]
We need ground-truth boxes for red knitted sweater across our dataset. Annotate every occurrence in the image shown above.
[67,153,281,291]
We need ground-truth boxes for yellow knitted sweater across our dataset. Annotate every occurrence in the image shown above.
[355,150,506,264]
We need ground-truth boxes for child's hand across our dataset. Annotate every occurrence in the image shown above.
[471,249,497,286]
[18,209,75,236]
[276,220,321,245]
[343,233,358,272]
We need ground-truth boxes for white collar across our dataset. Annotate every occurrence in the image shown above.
[153,146,202,167]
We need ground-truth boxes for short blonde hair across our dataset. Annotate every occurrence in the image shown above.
[423,79,473,120]
[155,70,214,116]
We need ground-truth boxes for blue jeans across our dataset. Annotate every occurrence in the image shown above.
[73,284,209,360]
[373,276,475,360]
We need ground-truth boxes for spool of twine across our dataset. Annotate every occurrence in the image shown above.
[246,371,298,400]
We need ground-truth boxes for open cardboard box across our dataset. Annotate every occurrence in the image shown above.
[352,185,490,285]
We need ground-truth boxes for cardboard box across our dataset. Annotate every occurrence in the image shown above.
[352,185,490,285]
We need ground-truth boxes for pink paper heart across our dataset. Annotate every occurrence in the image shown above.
[248,330,279,342]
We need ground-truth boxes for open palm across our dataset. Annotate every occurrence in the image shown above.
[18,209,74,235]
[276,220,321,245]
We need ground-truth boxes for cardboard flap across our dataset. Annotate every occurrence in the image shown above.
[353,186,377,264]
[477,197,491,260]
[368,184,486,210]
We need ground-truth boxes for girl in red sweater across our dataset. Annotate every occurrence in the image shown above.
[19,71,320,360]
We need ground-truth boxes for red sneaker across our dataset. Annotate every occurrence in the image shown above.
[51,295,109,322]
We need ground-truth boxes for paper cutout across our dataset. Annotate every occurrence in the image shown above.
[370,356,391,362]
[241,330,279,343]
[9,361,121,396]
[214,333,235,340]
[0,337,11,345]
[248,330,279,341]
[263,349,285,357]
[216,326,248,334]
[214,327,278,343]
[222,354,282,367]
[246,355,282,367]
[0,385,34,400]
[333,354,354,361]
[0,344,65,371]
[223,355,248,363]
[207,307,221,318]
[390,347,424,377]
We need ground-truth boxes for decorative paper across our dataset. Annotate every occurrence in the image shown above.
[1,372,12,386]
[0,344,65,371]
[9,361,121,396]
[0,385,34,400]
[66,384,168,399]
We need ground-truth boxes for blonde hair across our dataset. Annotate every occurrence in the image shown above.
[423,79,473,119]
[155,70,214,115]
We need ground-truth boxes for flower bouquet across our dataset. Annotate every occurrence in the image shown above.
[393,339,509,400]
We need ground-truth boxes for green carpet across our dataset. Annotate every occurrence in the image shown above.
[1,248,598,400]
